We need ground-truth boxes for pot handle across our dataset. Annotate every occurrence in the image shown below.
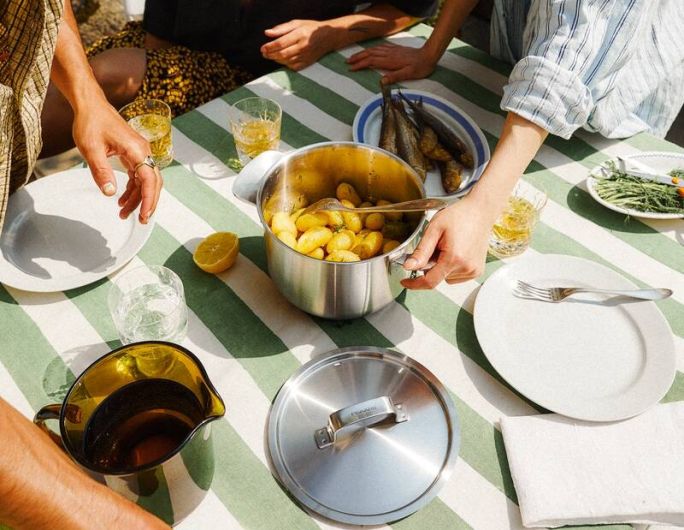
[315,396,408,449]
[34,404,65,449]
[391,253,437,273]
[232,150,284,205]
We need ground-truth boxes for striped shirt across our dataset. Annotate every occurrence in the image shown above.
[0,0,62,230]
[490,0,684,139]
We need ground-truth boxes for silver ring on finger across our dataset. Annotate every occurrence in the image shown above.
[133,155,157,176]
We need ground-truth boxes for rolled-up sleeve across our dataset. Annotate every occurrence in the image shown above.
[501,0,654,139]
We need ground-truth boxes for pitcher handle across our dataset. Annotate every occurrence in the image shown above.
[232,150,284,205]
[34,404,65,449]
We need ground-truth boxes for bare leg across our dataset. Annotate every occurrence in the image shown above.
[40,47,147,157]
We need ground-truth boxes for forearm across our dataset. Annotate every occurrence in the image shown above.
[466,112,548,219]
[50,0,106,112]
[326,3,420,50]
[422,0,479,63]
[0,399,169,530]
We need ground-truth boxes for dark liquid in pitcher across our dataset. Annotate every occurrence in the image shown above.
[83,379,204,471]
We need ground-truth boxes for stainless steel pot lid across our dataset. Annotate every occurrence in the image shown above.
[267,347,460,525]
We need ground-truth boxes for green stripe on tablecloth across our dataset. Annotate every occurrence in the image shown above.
[220,87,328,147]
[0,286,69,410]
[663,372,684,402]
[393,497,471,530]
[267,69,359,125]
[625,132,684,154]
[66,278,121,348]
[211,421,318,530]
[137,225,300,400]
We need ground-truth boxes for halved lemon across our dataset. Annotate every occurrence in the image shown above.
[193,232,240,273]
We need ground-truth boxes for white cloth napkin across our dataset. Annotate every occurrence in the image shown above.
[500,402,684,528]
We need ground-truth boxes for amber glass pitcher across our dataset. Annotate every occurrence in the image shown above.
[34,342,225,526]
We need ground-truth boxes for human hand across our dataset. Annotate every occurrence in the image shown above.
[261,19,336,71]
[71,96,163,224]
[347,43,437,84]
[401,197,494,289]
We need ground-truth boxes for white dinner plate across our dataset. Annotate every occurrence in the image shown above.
[586,151,684,220]
[0,168,154,292]
[352,89,490,199]
[473,254,675,422]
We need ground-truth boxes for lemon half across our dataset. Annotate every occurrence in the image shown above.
[193,232,240,273]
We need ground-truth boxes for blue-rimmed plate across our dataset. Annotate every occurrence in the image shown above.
[352,89,489,199]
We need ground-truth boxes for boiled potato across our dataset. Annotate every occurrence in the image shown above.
[353,231,383,260]
[338,199,363,233]
[383,239,401,253]
[365,213,385,231]
[296,226,333,255]
[271,211,297,237]
[277,231,297,249]
[336,183,362,207]
[324,211,345,229]
[353,229,370,247]
[357,201,373,223]
[307,247,325,260]
[325,250,361,262]
[296,212,328,232]
[376,200,402,222]
[326,230,355,254]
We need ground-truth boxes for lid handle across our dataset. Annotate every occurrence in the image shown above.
[315,396,408,449]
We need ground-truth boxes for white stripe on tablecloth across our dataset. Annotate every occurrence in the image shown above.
[176,490,242,530]
[0,359,34,417]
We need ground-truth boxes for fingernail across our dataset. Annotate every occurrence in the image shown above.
[404,257,418,270]
[102,182,116,196]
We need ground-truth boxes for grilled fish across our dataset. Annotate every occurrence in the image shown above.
[379,84,398,155]
[400,93,473,169]
[391,100,428,182]
[437,159,463,194]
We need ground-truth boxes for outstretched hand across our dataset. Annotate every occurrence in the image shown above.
[347,43,437,85]
[71,97,162,224]
[401,197,494,289]
[261,19,336,71]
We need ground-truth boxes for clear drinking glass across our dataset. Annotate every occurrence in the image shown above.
[488,181,547,258]
[108,265,188,344]
[119,99,173,168]
[229,97,282,166]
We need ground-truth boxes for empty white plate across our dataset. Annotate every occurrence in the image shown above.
[473,254,675,421]
[0,168,154,292]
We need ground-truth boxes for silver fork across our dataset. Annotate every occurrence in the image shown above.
[513,280,672,303]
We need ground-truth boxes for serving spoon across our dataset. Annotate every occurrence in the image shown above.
[301,197,447,216]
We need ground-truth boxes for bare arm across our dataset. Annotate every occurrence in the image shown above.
[261,3,421,71]
[50,1,162,223]
[347,0,479,84]
[402,112,548,288]
[0,398,170,530]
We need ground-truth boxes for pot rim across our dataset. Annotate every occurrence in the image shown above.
[256,141,428,264]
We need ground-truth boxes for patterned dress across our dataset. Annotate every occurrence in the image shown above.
[86,21,254,118]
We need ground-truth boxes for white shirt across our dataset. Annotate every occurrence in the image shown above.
[490,0,684,139]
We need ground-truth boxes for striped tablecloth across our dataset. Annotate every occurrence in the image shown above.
[2,25,683,530]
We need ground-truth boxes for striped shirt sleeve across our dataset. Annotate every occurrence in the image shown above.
[500,0,660,139]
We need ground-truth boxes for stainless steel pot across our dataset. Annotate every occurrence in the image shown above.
[234,142,427,319]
